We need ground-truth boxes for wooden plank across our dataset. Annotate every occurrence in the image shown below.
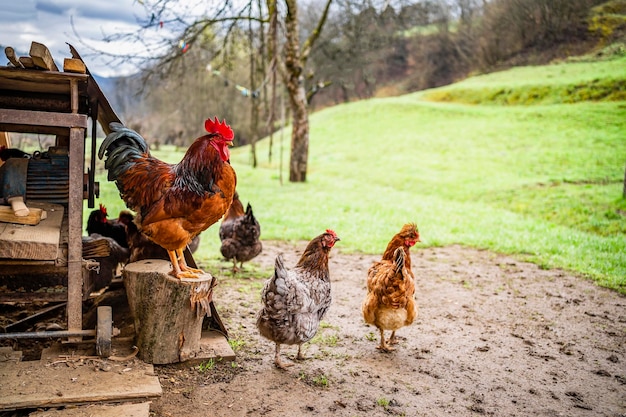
[4,47,24,68]
[196,330,236,362]
[0,360,161,411]
[19,57,36,69]
[66,44,122,134]
[0,205,45,225]
[62,58,86,74]
[0,202,63,260]
[29,42,60,72]
[0,347,22,363]
[28,402,151,417]
[0,108,88,130]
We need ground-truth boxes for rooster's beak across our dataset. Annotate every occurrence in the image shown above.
[226,140,234,146]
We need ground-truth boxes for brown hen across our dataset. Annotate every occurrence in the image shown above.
[362,223,420,351]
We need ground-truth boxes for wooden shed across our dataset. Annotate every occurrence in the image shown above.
[0,42,120,348]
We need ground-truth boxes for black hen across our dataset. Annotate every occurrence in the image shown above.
[86,204,128,248]
[219,192,262,272]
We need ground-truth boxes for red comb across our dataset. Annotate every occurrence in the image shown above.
[99,204,108,216]
[205,117,234,140]
[326,229,337,237]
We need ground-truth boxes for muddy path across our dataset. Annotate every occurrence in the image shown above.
[150,241,626,417]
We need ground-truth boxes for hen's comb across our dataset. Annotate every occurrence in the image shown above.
[99,203,108,216]
[326,229,337,237]
[205,117,234,140]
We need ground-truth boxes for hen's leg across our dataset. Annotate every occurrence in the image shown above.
[274,343,293,369]
[388,331,399,345]
[296,344,306,360]
[376,328,394,352]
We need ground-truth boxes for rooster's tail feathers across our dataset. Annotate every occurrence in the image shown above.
[98,123,148,160]
[99,123,149,181]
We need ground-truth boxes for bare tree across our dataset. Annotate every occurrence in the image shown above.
[89,0,332,183]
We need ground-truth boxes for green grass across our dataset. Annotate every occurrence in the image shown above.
[422,55,626,104]
[86,56,626,294]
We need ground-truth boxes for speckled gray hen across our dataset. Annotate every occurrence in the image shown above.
[256,230,340,369]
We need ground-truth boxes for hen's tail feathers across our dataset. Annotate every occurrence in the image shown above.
[98,123,149,181]
[272,254,289,295]
[393,247,405,274]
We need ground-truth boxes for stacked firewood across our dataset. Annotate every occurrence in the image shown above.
[3,41,86,74]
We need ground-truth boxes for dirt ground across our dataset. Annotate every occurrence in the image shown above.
[2,240,625,417]
[151,241,625,417]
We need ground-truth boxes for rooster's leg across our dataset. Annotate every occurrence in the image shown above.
[176,249,204,275]
[167,250,183,278]
[167,249,200,279]
[274,343,293,369]
[376,328,394,352]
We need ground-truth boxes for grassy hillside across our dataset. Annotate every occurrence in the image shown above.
[88,56,626,293]
[422,55,626,104]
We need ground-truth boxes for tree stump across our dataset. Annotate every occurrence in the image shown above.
[123,259,217,364]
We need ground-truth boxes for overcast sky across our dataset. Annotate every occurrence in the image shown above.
[0,0,173,77]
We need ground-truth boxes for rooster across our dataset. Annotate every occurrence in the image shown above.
[119,210,200,263]
[256,230,340,369]
[98,117,236,279]
[219,192,262,272]
[362,223,420,351]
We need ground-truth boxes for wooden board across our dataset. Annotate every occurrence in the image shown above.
[29,41,59,72]
[193,330,236,363]
[0,360,161,411]
[28,402,151,417]
[62,58,86,74]
[0,347,22,363]
[0,202,63,260]
[0,205,45,225]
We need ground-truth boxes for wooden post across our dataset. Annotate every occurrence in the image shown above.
[123,260,217,364]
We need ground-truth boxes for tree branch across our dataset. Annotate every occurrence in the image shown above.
[301,0,333,65]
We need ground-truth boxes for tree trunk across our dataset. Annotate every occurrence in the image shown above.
[123,260,216,364]
[284,0,309,182]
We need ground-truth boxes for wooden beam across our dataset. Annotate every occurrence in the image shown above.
[63,58,86,74]
[29,41,59,71]
[4,47,23,68]
[18,56,36,69]
[0,108,88,129]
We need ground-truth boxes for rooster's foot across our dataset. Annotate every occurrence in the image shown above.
[171,270,200,279]
[179,264,204,274]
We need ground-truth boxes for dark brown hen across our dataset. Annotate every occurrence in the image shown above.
[219,192,262,272]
